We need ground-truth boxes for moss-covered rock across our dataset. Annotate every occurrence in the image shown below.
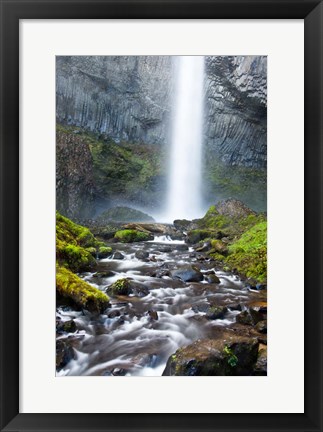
[56,211,113,271]
[114,229,152,243]
[162,333,259,376]
[225,221,267,283]
[97,246,112,259]
[106,278,131,296]
[56,265,110,313]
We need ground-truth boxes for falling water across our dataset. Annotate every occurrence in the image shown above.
[165,56,205,221]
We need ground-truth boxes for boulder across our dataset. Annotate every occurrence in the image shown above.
[171,265,203,282]
[56,339,76,371]
[113,251,125,260]
[163,333,259,376]
[205,273,221,284]
[135,250,149,260]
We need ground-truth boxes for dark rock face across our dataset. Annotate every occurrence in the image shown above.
[56,56,173,145]
[204,56,267,169]
[162,334,259,376]
[56,130,96,219]
[96,206,155,223]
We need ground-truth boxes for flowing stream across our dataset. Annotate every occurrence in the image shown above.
[57,236,266,376]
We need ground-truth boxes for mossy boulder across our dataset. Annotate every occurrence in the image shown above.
[106,278,131,296]
[186,229,219,244]
[56,265,110,313]
[97,246,112,259]
[163,333,259,376]
[225,221,267,283]
[56,211,113,271]
[106,278,149,297]
[114,229,153,243]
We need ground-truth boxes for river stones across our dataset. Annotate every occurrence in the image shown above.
[236,308,264,326]
[106,278,149,297]
[135,250,149,260]
[56,319,77,334]
[162,333,259,376]
[205,273,220,284]
[253,344,267,375]
[255,320,267,334]
[171,265,203,282]
[56,339,76,371]
[113,251,125,260]
[191,303,227,320]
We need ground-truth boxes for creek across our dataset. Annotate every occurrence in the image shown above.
[57,234,266,376]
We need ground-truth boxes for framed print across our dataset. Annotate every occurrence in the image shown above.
[0,0,322,431]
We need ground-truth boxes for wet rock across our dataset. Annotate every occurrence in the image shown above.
[205,273,221,284]
[113,251,125,260]
[112,368,127,376]
[128,281,150,297]
[206,306,227,320]
[107,309,121,318]
[156,245,172,253]
[175,244,189,251]
[253,344,267,375]
[255,320,267,334]
[196,241,212,252]
[227,303,242,311]
[56,319,77,334]
[94,271,115,278]
[106,278,149,297]
[148,310,158,321]
[191,303,211,314]
[163,334,259,376]
[236,308,264,326]
[107,278,131,295]
[256,283,266,290]
[135,250,149,260]
[56,339,76,371]
[171,265,203,283]
[97,246,113,259]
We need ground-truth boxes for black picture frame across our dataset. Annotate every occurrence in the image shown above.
[0,1,322,431]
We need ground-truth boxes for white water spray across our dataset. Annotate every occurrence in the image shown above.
[165,56,205,222]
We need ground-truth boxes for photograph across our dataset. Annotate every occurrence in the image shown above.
[55,55,268,377]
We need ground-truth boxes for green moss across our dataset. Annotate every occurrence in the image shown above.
[107,278,131,296]
[98,246,112,259]
[56,211,113,271]
[225,221,267,283]
[56,265,109,313]
[114,229,150,243]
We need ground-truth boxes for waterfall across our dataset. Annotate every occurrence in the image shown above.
[165,56,205,222]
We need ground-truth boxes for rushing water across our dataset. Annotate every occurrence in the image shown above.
[57,236,266,377]
[165,56,205,222]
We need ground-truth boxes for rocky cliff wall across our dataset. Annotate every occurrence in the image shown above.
[56,55,267,168]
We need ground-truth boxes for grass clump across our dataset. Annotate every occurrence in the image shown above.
[56,265,109,313]
[114,229,151,243]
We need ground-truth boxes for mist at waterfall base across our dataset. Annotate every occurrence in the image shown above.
[158,56,206,223]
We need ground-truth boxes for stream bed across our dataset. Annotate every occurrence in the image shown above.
[56,235,267,376]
